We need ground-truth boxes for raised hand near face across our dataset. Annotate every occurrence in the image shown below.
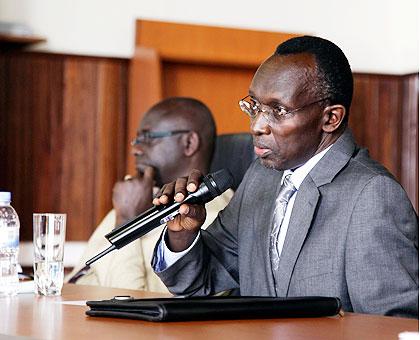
[113,166,155,226]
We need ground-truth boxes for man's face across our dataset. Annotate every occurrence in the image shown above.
[132,111,186,186]
[249,53,326,171]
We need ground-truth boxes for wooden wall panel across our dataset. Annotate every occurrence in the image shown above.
[162,62,256,134]
[400,74,419,210]
[0,52,128,241]
[135,20,298,67]
[126,47,162,172]
[94,61,128,225]
[0,55,5,182]
[351,73,418,211]
[0,54,65,240]
[60,60,98,240]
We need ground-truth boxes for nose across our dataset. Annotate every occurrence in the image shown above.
[250,112,270,136]
[131,143,145,156]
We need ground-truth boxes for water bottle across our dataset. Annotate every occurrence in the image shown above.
[0,192,20,297]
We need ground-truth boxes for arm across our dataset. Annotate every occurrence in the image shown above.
[153,167,254,296]
[345,175,419,318]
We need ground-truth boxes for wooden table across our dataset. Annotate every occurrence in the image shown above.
[0,284,417,339]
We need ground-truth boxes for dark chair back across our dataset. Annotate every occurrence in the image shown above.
[210,133,256,191]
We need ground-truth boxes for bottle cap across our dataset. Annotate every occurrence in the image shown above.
[0,192,11,203]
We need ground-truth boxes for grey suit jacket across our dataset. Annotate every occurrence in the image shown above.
[154,129,419,318]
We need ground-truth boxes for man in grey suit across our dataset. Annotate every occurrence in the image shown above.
[152,36,419,318]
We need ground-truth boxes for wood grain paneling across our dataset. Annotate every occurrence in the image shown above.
[0,52,128,240]
[400,74,419,211]
[162,62,256,133]
[135,20,298,67]
[351,73,418,211]
[0,54,65,240]
[126,47,162,172]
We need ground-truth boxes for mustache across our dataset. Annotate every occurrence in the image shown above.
[253,138,271,149]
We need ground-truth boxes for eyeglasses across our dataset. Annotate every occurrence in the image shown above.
[238,95,330,123]
[131,130,190,146]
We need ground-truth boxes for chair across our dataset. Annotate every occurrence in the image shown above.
[210,133,256,191]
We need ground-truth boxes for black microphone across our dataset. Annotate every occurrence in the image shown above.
[85,169,234,266]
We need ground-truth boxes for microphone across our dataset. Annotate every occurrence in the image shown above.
[85,169,234,266]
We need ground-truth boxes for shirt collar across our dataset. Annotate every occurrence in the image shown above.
[281,144,333,190]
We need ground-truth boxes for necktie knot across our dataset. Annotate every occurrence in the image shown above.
[276,174,296,204]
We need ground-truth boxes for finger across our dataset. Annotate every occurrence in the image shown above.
[153,185,165,205]
[158,181,175,205]
[186,169,203,192]
[174,177,188,202]
[143,166,155,181]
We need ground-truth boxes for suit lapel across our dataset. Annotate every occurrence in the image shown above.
[257,169,283,295]
[273,128,357,296]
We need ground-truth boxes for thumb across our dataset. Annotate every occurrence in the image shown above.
[179,204,206,229]
[179,204,205,219]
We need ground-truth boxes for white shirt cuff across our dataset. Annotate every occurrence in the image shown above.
[154,227,201,272]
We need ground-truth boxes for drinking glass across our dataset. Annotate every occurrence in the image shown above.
[33,213,66,296]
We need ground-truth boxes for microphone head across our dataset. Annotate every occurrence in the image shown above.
[208,169,234,194]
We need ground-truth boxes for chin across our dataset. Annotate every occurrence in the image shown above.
[259,157,287,171]
[259,157,277,170]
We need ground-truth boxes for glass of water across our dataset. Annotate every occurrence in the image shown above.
[33,213,66,296]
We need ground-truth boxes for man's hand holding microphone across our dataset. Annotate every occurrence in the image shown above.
[153,169,207,252]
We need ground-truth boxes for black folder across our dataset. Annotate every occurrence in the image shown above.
[86,296,342,322]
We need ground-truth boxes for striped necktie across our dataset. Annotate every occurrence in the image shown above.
[270,174,296,273]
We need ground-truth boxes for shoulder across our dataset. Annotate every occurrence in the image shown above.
[332,147,404,198]
[320,146,406,200]
[349,148,396,180]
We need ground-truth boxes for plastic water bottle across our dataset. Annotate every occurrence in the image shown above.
[0,192,20,297]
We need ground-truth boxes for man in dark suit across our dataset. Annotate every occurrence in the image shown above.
[152,36,419,318]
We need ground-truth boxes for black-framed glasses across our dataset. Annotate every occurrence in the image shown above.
[239,95,330,123]
[131,130,190,146]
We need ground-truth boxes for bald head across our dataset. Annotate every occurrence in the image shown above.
[133,97,216,185]
[145,97,216,166]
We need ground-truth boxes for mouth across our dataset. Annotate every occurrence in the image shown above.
[253,142,272,158]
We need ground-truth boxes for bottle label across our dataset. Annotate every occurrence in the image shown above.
[0,227,19,248]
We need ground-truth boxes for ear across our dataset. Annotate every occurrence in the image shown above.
[182,131,200,157]
[322,104,346,133]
